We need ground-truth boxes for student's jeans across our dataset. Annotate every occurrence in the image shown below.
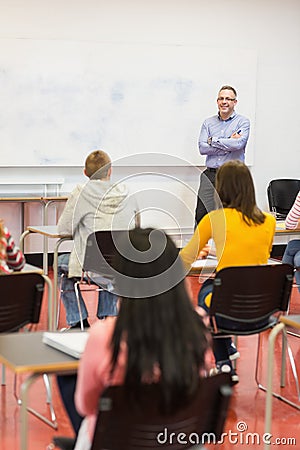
[282,239,300,292]
[58,253,118,326]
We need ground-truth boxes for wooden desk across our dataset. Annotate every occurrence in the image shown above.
[0,332,79,450]
[0,194,68,234]
[166,222,300,249]
[275,221,300,237]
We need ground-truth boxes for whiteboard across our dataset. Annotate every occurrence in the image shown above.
[0,39,257,166]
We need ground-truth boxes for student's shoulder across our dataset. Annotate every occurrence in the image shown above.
[263,212,276,230]
[65,184,84,200]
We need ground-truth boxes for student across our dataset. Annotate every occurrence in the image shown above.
[180,160,276,383]
[55,228,211,450]
[195,85,250,226]
[0,220,25,273]
[57,150,139,329]
[282,190,300,291]
[285,190,300,230]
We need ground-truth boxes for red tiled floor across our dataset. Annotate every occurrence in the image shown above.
[1,274,300,449]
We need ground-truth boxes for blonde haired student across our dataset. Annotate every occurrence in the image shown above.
[57,150,139,329]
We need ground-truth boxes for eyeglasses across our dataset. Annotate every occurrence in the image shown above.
[217,97,236,102]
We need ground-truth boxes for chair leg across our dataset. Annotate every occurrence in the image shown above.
[13,373,22,404]
[74,281,85,331]
[1,364,5,385]
[280,328,287,387]
[263,320,300,449]
[43,373,57,423]
[56,274,64,329]
[282,327,300,400]
[254,333,262,387]
[232,335,238,370]
[13,372,58,428]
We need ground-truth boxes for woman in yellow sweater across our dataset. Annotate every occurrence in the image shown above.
[180,160,276,383]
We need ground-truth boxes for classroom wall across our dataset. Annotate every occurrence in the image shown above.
[0,0,299,251]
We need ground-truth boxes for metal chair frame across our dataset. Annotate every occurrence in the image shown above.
[208,264,294,391]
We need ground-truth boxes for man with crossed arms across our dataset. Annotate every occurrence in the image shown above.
[195,85,250,226]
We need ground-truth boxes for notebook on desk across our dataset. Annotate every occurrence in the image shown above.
[276,220,286,230]
[42,331,89,359]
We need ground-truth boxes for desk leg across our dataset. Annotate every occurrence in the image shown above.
[19,372,58,450]
[42,201,54,276]
[53,237,71,330]
[53,241,59,330]
[19,373,40,450]
[43,275,54,331]
[21,202,25,236]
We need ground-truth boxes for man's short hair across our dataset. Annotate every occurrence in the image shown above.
[219,85,237,98]
[85,150,111,179]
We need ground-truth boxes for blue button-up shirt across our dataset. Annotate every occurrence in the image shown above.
[198,111,250,169]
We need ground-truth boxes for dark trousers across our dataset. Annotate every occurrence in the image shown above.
[194,169,216,227]
[57,374,83,435]
[198,278,232,363]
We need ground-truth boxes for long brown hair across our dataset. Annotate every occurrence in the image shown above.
[215,160,265,225]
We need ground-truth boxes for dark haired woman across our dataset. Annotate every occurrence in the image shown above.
[180,160,276,383]
[71,228,211,450]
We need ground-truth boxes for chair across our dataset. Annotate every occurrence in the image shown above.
[90,373,232,450]
[0,272,45,332]
[267,178,300,219]
[0,271,58,428]
[208,264,294,389]
[265,314,300,443]
[73,230,127,330]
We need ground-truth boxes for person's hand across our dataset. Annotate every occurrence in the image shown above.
[199,244,211,259]
[231,130,241,139]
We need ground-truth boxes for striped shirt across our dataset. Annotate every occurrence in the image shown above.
[0,226,26,274]
[285,191,300,230]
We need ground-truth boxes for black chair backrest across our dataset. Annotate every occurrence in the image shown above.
[91,373,232,450]
[267,179,300,218]
[83,230,128,280]
[209,264,294,334]
[0,272,45,332]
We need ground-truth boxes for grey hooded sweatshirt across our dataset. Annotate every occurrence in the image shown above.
[57,178,139,278]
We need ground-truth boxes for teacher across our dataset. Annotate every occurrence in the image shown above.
[195,85,250,225]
